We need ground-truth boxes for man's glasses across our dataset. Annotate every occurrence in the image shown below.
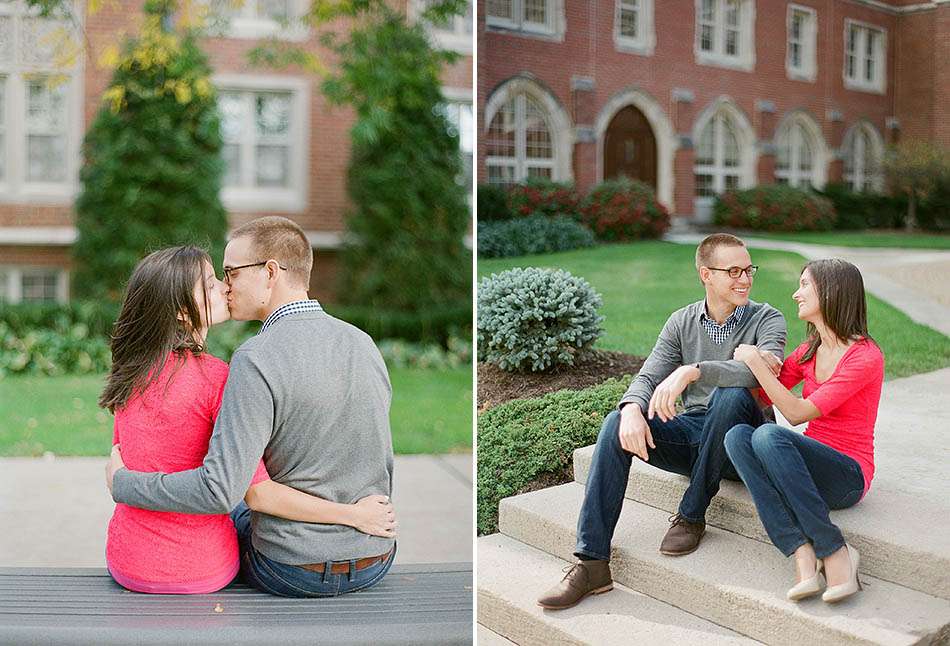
[223,261,288,283]
[707,265,758,279]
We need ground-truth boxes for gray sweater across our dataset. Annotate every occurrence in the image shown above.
[112,311,395,564]
[620,299,787,414]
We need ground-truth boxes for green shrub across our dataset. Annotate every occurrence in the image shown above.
[477,215,595,258]
[815,183,906,230]
[507,177,582,219]
[581,178,670,241]
[918,175,950,232]
[478,183,514,222]
[328,303,471,346]
[477,268,603,372]
[0,321,111,377]
[0,301,119,338]
[377,336,471,369]
[72,9,228,302]
[714,185,836,231]
[476,377,629,534]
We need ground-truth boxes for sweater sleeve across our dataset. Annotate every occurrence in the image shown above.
[112,349,274,514]
[696,305,787,388]
[619,313,682,413]
[806,342,884,417]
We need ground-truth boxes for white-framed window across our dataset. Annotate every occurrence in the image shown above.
[415,0,472,53]
[443,89,473,201]
[0,266,67,303]
[214,74,309,212]
[786,4,817,82]
[844,19,885,94]
[614,0,655,56]
[0,3,82,204]
[203,0,308,41]
[775,122,815,188]
[694,112,742,198]
[486,0,562,38]
[694,0,755,72]
[485,92,556,187]
[843,123,882,193]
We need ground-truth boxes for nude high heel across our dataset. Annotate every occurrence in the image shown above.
[822,544,863,604]
[787,558,824,601]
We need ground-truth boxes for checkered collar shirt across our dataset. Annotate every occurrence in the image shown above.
[260,299,324,334]
[699,302,746,346]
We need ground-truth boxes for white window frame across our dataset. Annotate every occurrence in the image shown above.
[843,19,886,94]
[484,92,554,185]
[773,112,828,189]
[694,0,755,72]
[0,2,83,206]
[485,0,564,40]
[614,0,655,56]
[0,265,68,303]
[203,0,309,41]
[411,0,472,54]
[213,74,310,213]
[694,113,743,198]
[786,4,817,82]
[842,122,883,193]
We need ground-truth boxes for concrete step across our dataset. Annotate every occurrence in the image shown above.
[498,483,950,646]
[573,444,950,600]
[477,624,518,646]
[478,533,761,646]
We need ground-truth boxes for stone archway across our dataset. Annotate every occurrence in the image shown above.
[603,105,657,192]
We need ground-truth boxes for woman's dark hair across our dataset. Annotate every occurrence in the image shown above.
[99,246,213,412]
[799,258,875,363]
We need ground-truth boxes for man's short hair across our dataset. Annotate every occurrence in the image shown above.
[231,216,313,288]
[695,233,746,270]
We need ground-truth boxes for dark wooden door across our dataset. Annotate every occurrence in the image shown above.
[604,106,657,190]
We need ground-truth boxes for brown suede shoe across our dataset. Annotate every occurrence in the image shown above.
[659,513,706,556]
[537,559,613,610]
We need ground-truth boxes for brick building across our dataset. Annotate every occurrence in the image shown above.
[478,0,950,220]
[0,0,472,303]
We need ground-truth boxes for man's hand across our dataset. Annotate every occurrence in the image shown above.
[618,404,655,462]
[351,494,397,538]
[648,365,700,423]
[759,349,782,377]
[105,444,125,496]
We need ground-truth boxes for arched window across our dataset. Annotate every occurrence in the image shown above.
[485,93,556,187]
[775,121,817,188]
[843,124,882,192]
[694,112,741,197]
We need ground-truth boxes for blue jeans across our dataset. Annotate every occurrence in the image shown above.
[576,387,765,560]
[229,502,395,597]
[724,423,865,558]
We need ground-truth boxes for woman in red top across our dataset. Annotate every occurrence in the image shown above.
[101,247,396,594]
[724,258,883,604]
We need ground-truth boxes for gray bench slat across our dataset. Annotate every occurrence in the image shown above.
[0,564,473,645]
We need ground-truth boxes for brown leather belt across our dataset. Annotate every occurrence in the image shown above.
[297,547,394,574]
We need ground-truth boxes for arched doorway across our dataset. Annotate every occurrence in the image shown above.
[603,105,657,190]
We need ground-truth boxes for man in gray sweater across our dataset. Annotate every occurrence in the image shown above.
[538,233,787,610]
[106,217,396,597]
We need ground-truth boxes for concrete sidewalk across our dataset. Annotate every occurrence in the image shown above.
[0,453,472,567]
[666,232,950,337]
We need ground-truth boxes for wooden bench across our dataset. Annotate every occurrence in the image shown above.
[0,563,473,645]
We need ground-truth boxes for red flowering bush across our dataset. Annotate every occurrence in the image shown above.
[713,185,836,231]
[506,178,582,219]
[580,178,670,241]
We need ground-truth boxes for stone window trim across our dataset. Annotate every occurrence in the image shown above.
[691,97,757,219]
[693,0,756,73]
[0,265,68,303]
[843,18,886,95]
[773,110,828,189]
[614,0,656,56]
[842,120,884,193]
[786,3,817,83]
[482,76,573,186]
[485,0,566,42]
[410,0,472,54]
[204,0,309,42]
[0,3,83,206]
[212,73,310,214]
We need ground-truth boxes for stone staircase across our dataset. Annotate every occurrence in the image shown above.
[478,444,950,645]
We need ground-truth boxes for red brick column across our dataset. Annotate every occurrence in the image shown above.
[674,145,696,219]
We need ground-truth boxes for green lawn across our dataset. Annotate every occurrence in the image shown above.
[0,366,472,457]
[478,241,950,380]
[743,230,950,249]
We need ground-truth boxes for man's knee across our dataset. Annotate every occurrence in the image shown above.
[597,410,623,447]
[709,386,754,408]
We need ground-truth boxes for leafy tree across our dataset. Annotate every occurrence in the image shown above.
[882,141,950,231]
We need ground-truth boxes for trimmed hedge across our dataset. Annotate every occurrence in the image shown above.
[476,377,629,535]
[816,182,907,230]
[477,215,595,258]
[0,301,119,339]
[0,320,111,377]
[714,185,836,231]
[507,177,582,219]
[918,175,950,232]
[328,303,471,346]
[580,178,670,241]
[477,183,514,222]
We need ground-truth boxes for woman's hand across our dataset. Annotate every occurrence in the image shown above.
[105,444,125,495]
[733,343,760,365]
[351,495,397,538]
